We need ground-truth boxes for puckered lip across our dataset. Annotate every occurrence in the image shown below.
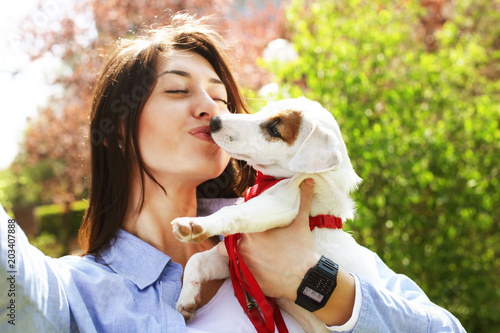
[189,125,215,143]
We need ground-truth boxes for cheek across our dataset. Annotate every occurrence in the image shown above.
[137,106,180,162]
[138,110,159,148]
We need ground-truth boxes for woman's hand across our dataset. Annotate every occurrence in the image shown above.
[217,178,320,300]
[217,178,356,326]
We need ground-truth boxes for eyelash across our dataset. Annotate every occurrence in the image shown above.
[165,90,228,105]
[215,98,228,105]
[165,90,188,94]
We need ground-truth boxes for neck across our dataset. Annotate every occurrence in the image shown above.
[122,171,217,267]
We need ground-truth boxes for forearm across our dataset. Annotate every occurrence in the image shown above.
[313,267,356,326]
[291,254,465,333]
[0,205,70,331]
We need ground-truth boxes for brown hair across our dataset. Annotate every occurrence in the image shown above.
[79,13,255,256]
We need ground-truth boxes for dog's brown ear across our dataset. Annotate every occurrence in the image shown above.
[288,124,342,173]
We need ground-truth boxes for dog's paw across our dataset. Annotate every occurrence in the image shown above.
[171,217,210,243]
[177,301,198,322]
[176,282,202,322]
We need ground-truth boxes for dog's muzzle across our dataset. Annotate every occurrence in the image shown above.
[210,116,222,133]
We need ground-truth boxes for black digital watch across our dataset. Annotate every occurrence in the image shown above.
[295,256,339,312]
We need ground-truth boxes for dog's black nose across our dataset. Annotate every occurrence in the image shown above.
[210,116,222,133]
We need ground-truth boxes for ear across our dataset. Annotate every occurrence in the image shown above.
[288,124,342,173]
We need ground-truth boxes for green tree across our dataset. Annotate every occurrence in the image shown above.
[268,0,500,331]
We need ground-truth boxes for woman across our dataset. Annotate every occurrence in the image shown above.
[0,13,465,332]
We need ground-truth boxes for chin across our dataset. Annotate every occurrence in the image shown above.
[208,160,231,179]
[195,155,230,182]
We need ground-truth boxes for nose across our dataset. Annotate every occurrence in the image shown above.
[195,91,219,119]
[210,116,222,133]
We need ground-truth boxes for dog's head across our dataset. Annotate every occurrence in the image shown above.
[210,97,361,189]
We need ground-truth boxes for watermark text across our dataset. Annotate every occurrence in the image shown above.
[5,219,17,325]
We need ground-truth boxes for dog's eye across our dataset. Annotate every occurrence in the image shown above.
[267,120,282,138]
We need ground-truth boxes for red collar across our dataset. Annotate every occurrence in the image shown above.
[245,171,343,231]
[244,172,282,200]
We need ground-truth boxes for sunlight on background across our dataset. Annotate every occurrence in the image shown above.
[0,0,95,168]
[0,1,59,168]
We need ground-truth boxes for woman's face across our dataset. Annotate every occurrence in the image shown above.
[137,50,231,187]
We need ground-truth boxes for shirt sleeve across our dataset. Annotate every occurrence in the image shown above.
[0,204,71,332]
[326,251,466,333]
[326,274,362,332]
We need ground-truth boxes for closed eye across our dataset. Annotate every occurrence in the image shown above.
[165,90,188,94]
[214,97,228,105]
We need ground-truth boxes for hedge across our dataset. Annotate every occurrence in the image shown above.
[34,200,87,244]
[263,0,500,331]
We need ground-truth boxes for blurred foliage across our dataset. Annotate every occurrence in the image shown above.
[28,232,65,258]
[0,169,15,214]
[35,200,87,243]
[2,153,56,208]
[265,0,500,331]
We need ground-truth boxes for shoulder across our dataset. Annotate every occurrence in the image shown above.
[58,253,113,277]
[47,251,185,332]
[51,254,120,299]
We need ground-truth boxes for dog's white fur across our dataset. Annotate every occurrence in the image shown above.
[172,97,378,332]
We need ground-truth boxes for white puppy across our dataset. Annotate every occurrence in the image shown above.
[172,97,378,332]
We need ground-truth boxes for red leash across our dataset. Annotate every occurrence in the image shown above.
[225,172,342,332]
[225,234,287,333]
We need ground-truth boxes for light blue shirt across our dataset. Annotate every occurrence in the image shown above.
[0,207,186,332]
[347,256,466,332]
[0,203,465,332]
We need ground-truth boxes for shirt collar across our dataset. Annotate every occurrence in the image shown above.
[100,228,178,290]
[99,199,240,289]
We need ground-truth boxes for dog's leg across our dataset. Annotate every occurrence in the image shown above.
[172,183,301,243]
[176,246,230,321]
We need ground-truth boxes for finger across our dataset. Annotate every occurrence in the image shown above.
[292,178,315,227]
[217,240,228,257]
[298,178,314,217]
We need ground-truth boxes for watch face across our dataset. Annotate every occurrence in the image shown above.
[296,256,339,312]
[302,286,324,304]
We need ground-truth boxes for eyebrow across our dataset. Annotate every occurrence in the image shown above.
[157,70,224,85]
